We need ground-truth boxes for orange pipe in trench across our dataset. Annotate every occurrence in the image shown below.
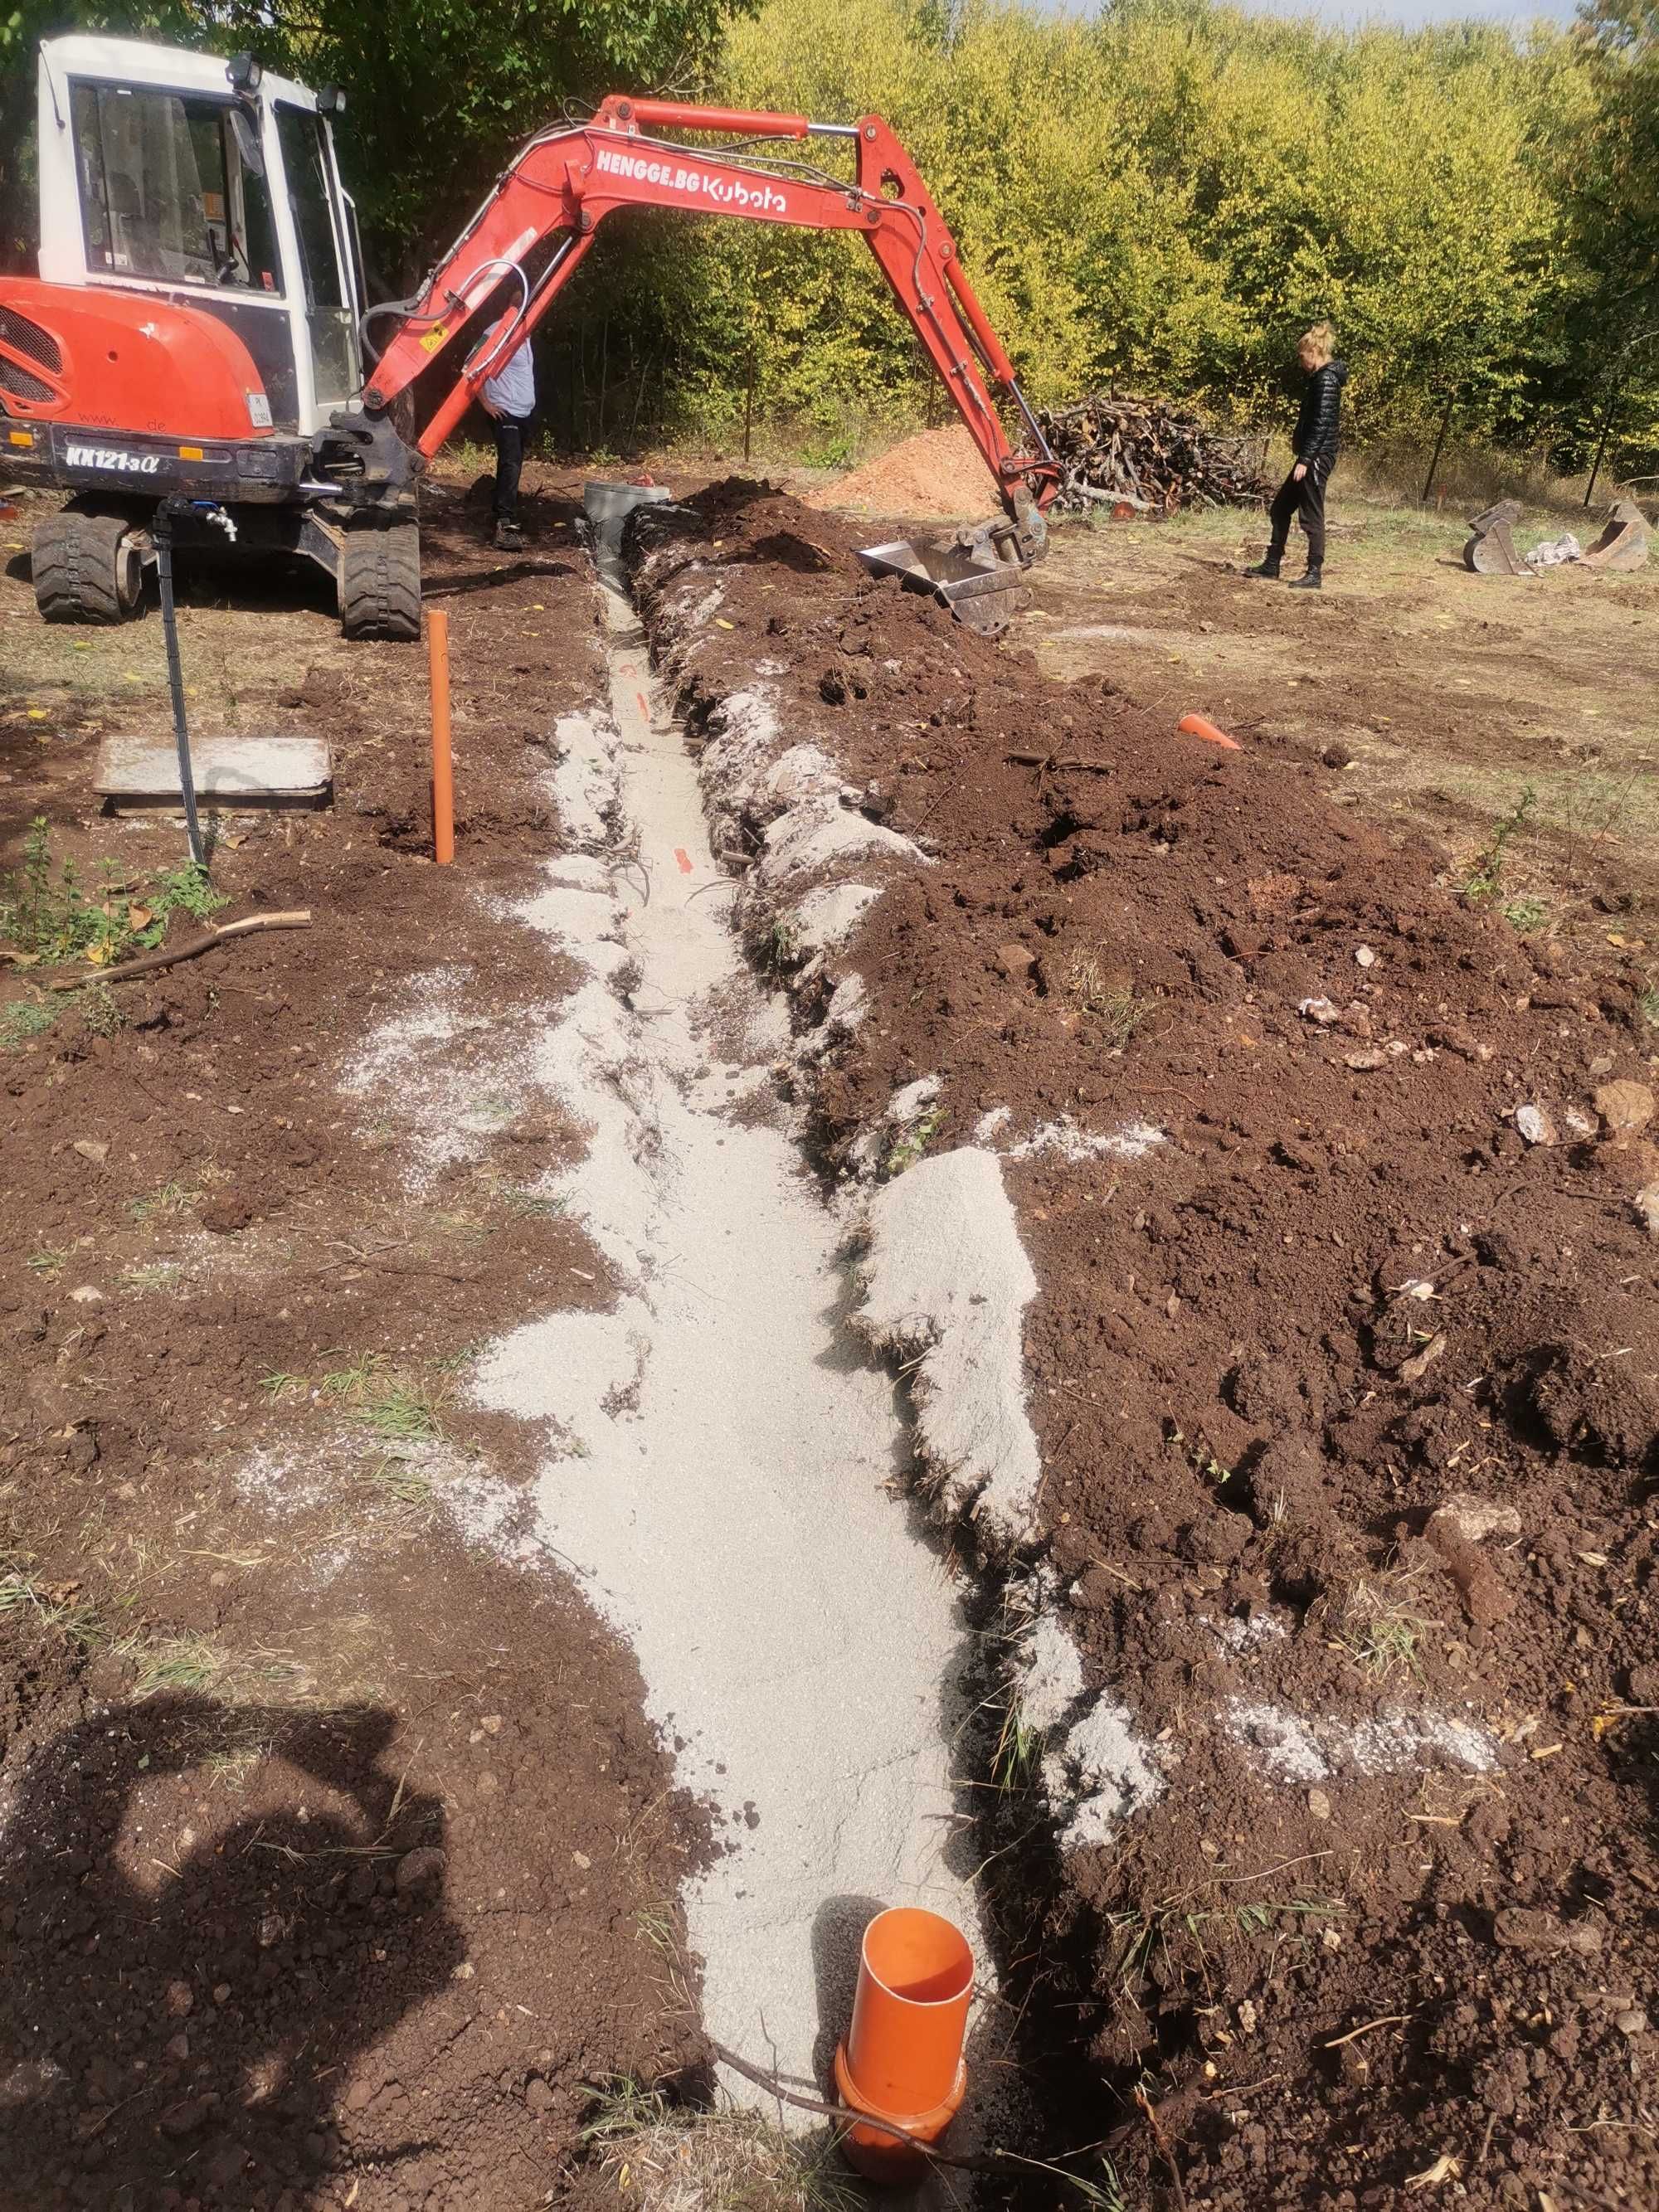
[428,606,455,863]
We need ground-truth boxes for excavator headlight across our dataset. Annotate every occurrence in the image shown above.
[226,52,263,95]
[317,85,346,116]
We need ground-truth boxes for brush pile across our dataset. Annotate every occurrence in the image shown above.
[1039,391,1272,514]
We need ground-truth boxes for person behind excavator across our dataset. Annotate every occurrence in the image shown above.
[478,314,537,552]
[1248,323,1348,591]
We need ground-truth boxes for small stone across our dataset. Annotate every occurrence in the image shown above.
[1345,1049,1388,1072]
[1427,1493,1523,1547]
[1617,2009,1648,2036]
[393,1847,446,1898]
[524,2078,554,2116]
[71,1140,109,1164]
[1308,1789,1331,1821]
[68,1286,104,1305]
[451,1960,474,1981]
[257,1912,283,1949]
[1238,1999,1258,2035]
[212,1983,231,2005]
[1299,996,1340,1026]
[1634,1182,1659,1239]
[1595,1079,1656,1145]
[1355,945,1377,968]
[572,1850,591,1870]
[163,2035,188,2064]
[344,2078,376,2112]
[1515,1104,1557,1146]
[163,1981,193,2020]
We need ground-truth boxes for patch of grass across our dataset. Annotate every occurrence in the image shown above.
[258,1370,307,1403]
[1463,784,1536,904]
[363,1453,440,1510]
[114,1631,225,1695]
[1335,1580,1439,1681]
[581,2081,866,2211]
[497,1183,568,1220]
[993,1699,1042,1796]
[1112,1892,1345,1991]
[1639,980,1659,1030]
[128,1180,200,1224]
[0,999,58,1048]
[884,1105,946,1179]
[1068,950,1155,1050]
[121,1262,183,1293]
[26,1246,69,1279]
[635,1899,677,1955]
[316,1351,450,1444]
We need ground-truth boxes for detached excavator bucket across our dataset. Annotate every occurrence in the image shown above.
[1580,498,1651,572]
[1463,499,1527,576]
[857,521,1032,636]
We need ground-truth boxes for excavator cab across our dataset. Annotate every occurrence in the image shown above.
[0,36,417,635]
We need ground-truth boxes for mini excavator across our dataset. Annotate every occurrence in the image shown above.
[0,36,1061,637]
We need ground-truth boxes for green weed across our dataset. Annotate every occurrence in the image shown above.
[1501,894,1549,934]
[79,980,125,1037]
[26,1247,68,1279]
[885,1105,946,1178]
[0,818,228,966]
[1464,785,1536,903]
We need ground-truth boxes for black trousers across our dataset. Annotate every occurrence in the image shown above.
[1267,457,1330,570]
[492,412,533,523]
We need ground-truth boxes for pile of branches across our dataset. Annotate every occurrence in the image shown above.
[1038,392,1272,515]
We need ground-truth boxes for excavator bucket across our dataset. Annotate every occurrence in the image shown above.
[1579,498,1651,572]
[857,521,1032,636]
[1463,500,1527,576]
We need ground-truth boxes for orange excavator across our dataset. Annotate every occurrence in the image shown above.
[0,36,1059,638]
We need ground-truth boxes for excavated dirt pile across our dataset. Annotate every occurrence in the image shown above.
[627,480,1659,2210]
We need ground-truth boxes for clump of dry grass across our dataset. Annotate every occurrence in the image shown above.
[1067,949,1154,1051]
[582,2081,864,2210]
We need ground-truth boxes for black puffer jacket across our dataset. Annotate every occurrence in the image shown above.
[1293,359,1347,469]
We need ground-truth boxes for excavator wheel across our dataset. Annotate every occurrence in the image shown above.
[32,501,145,625]
[338,519,421,642]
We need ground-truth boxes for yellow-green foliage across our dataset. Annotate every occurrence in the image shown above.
[590,0,1605,456]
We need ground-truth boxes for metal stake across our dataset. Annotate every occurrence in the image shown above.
[153,498,206,870]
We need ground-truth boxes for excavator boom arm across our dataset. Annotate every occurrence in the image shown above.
[361,101,1058,523]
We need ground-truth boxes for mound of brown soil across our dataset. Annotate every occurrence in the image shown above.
[630,477,1659,2211]
[803,424,1005,522]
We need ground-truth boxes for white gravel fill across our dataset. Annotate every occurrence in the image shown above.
[1226,1697,1500,1783]
[853,1147,1043,1548]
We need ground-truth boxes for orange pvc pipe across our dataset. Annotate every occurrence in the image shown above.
[428,607,455,863]
[1178,712,1242,752]
[834,1907,972,2184]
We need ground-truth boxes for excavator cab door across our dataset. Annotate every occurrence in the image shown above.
[269,101,358,414]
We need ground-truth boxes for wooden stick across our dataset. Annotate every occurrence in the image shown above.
[51,910,312,990]
[1005,751,1115,772]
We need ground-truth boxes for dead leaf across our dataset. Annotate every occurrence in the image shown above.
[127,904,153,931]
[1399,1332,1447,1384]
[1404,2154,1462,2190]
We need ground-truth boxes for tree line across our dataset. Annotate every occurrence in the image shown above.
[3,0,1657,479]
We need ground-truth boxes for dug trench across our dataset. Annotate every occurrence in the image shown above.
[622,479,1659,2210]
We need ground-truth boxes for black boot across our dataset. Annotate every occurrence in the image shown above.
[1287,567,1323,591]
[1246,553,1282,579]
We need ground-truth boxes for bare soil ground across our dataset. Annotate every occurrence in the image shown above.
[0,472,709,2211]
[630,477,1659,2212]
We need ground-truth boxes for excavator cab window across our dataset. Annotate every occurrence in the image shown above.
[69,80,280,293]
[273,102,357,407]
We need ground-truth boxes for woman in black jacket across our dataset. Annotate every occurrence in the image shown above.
[1250,324,1348,591]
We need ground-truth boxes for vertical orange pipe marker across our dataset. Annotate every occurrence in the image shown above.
[428,605,455,864]
[1177,712,1242,751]
[834,1907,972,2184]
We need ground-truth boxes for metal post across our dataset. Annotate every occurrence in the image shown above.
[153,499,205,870]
